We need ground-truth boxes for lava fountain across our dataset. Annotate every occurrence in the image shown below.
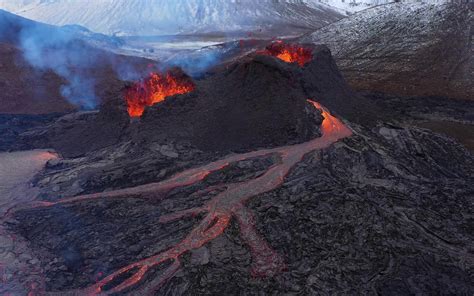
[8,100,352,295]
[125,70,195,117]
[258,41,313,67]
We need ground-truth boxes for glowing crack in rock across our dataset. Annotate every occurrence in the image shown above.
[125,71,195,117]
[9,100,352,295]
[257,41,313,67]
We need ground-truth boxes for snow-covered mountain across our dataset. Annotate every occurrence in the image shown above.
[301,2,473,100]
[0,0,343,36]
[307,0,449,14]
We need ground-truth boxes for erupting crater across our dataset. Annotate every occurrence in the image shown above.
[124,69,195,117]
[258,41,313,67]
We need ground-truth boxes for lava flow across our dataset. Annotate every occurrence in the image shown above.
[258,41,313,67]
[125,70,195,117]
[9,100,352,295]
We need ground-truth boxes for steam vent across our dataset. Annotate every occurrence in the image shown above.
[1,2,473,295]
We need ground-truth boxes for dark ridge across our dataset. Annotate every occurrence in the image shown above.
[136,54,323,152]
[302,45,382,126]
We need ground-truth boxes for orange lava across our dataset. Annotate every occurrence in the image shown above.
[258,41,313,67]
[308,100,346,136]
[10,100,352,295]
[125,70,195,117]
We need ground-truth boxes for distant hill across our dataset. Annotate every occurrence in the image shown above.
[301,3,473,100]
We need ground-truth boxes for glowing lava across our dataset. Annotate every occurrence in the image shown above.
[125,70,195,117]
[258,41,313,67]
[9,100,352,295]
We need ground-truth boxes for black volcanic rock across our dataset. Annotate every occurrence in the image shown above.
[30,47,365,157]
[302,45,381,126]
[13,43,383,157]
[49,97,130,158]
[132,44,381,152]
[3,83,131,158]
[4,39,473,296]
[136,55,323,152]
[11,122,474,295]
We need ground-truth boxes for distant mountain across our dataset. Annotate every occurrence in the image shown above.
[0,0,343,36]
[306,0,392,14]
[301,2,473,100]
[306,0,449,14]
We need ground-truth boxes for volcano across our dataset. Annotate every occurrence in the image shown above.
[1,33,473,296]
[135,51,323,152]
[23,43,381,159]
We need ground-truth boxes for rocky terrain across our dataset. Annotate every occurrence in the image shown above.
[0,2,473,295]
[0,113,61,152]
[0,149,57,295]
[301,2,473,100]
[5,103,474,295]
[360,91,474,151]
[0,41,472,295]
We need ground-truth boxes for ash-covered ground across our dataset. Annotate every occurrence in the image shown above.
[0,41,472,296]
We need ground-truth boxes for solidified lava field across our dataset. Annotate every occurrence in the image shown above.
[0,37,473,296]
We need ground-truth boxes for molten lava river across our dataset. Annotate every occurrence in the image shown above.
[9,101,352,295]
[125,71,195,117]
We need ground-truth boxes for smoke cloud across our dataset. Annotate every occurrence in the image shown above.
[167,48,225,77]
[1,7,239,111]
[19,22,100,109]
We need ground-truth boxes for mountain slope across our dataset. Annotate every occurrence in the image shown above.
[306,0,449,14]
[0,9,158,114]
[306,0,393,14]
[0,43,74,114]
[301,3,473,100]
[2,0,343,36]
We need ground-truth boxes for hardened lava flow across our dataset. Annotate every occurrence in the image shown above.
[8,100,352,295]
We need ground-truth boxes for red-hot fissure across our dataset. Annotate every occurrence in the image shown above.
[258,41,313,67]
